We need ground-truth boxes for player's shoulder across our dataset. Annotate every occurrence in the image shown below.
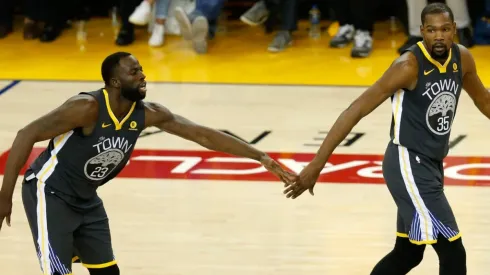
[390,51,419,75]
[455,43,473,62]
[455,43,476,75]
[142,101,172,117]
[62,92,99,116]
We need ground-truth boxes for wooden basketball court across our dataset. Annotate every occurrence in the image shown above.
[0,19,490,274]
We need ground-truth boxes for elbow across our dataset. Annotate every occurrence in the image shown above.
[346,102,364,122]
[15,126,37,145]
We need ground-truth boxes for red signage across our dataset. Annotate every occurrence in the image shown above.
[0,148,489,186]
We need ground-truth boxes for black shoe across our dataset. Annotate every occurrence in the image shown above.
[397,36,423,54]
[0,24,13,39]
[457,27,475,48]
[116,29,134,46]
[40,25,63,42]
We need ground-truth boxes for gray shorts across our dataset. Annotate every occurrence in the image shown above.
[22,175,116,274]
[383,142,461,245]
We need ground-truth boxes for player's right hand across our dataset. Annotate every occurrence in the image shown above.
[0,191,12,231]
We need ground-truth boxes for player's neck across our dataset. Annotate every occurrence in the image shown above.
[104,87,134,119]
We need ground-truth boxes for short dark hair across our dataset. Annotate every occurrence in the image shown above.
[421,3,454,25]
[101,52,132,86]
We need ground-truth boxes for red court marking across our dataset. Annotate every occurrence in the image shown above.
[0,148,489,186]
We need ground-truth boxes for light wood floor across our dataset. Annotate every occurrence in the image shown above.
[0,81,490,275]
[1,16,490,275]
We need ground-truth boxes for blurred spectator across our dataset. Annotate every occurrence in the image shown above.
[265,0,298,52]
[240,0,269,27]
[329,0,379,58]
[129,0,173,47]
[398,0,475,53]
[0,0,14,38]
[173,0,226,54]
[116,0,141,45]
[38,0,71,42]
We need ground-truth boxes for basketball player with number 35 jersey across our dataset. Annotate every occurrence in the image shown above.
[0,52,297,275]
[285,3,490,274]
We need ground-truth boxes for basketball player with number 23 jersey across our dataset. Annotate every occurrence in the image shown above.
[0,52,297,275]
[285,3,489,275]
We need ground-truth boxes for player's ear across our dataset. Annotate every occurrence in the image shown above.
[111,78,120,88]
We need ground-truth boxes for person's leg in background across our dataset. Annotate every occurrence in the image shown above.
[0,0,14,38]
[149,0,171,47]
[267,0,298,52]
[22,0,43,39]
[174,0,226,54]
[116,0,142,45]
[40,0,70,42]
[398,0,474,53]
[329,0,355,48]
[446,0,474,47]
[240,0,269,27]
[350,0,378,57]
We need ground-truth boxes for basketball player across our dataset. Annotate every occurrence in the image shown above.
[284,3,490,274]
[0,52,297,275]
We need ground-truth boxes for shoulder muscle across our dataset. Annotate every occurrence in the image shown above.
[377,52,418,93]
[143,101,173,128]
[22,94,99,142]
[457,44,476,76]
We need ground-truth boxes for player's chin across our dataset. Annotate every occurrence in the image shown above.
[139,87,147,96]
[432,47,447,57]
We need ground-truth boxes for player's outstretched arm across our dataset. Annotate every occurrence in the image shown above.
[460,45,490,119]
[284,54,418,199]
[0,94,98,230]
[144,102,297,185]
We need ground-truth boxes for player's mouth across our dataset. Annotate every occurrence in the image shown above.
[139,82,147,93]
[433,44,446,52]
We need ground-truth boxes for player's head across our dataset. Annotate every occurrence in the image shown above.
[101,52,147,102]
[420,3,456,59]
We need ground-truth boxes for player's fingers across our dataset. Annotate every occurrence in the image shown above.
[283,184,296,194]
[6,215,10,227]
[0,217,4,231]
[291,188,306,199]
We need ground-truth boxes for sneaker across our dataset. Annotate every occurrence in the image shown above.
[191,16,209,54]
[174,7,193,40]
[149,23,165,47]
[329,24,354,48]
[351,30,373,58]
[267,31,292,52]
[129,0,152,26]
[240,0,269,26]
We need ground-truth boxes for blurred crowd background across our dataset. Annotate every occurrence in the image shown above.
[0,0,489,57]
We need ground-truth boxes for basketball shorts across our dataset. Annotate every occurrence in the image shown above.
[22,175,116,275]
[383,142,461,245]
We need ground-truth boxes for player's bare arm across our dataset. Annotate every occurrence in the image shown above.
[0,95,98,230]
[459,45,490,118]
[284,53,419,199]
[144,101,297,185]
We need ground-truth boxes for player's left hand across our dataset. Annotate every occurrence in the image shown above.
[0,191,12,231]
[283,161,323,199]
[260,155,298,186]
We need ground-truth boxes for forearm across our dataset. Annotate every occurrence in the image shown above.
[196,127,266,161]
[476,96,490,120]
[312,105,362,167]
[0,130,36,198]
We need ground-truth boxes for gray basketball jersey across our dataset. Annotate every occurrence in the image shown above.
[390,42,463,161]
[26,89,145,200]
